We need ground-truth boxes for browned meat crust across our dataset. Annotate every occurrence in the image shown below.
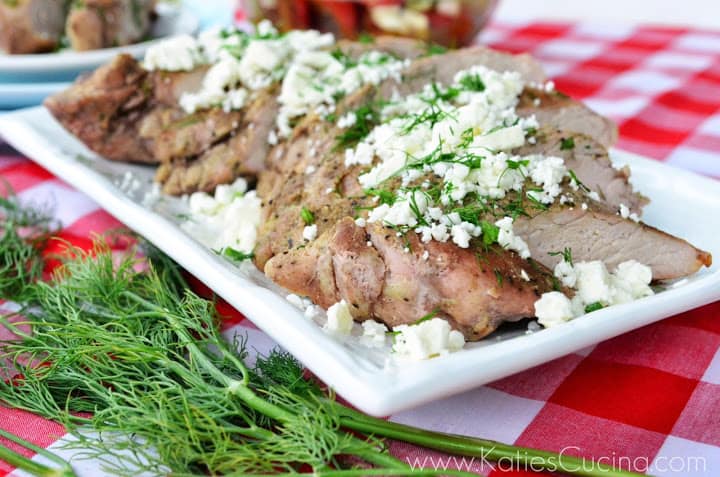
[266,217,556,340]
[44,54,158,163]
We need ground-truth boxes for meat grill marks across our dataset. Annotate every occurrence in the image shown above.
[0,0,66,54]
[0,0,156,54]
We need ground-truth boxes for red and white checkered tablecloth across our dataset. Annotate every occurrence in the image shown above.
[1,19,720,477]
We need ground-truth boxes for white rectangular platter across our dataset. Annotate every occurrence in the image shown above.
[1,106,719,417]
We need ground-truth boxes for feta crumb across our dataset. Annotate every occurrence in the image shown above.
[587,190,600,201]
[286,294,304,309]
[324,300,354,335]
[534,259,655,329]
[361,320,388,347]
[337,112,358,128]
[355,217,367,227]
[619,203,630,219]
[422,250,430,261]
[144,35,203,71]
[180,178,261,254]
[305,165,316,175]
[554,260,577,288]
[534,292,574,328]
[392,318,465,360]
[495,217,531,258]
[581,202,588,210]
[520,269,530,282]
[303,224,318,241]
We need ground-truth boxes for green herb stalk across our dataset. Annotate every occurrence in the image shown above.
[0,195,645,477]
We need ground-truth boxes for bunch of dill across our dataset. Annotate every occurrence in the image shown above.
[0,192,643,477]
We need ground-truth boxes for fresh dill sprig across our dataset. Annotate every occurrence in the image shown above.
[334,102,382,150]
[0,188,56,302]
[0,200,645,477]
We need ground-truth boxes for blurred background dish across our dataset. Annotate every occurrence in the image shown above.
[243,0,498,48]
[0,3,198,83]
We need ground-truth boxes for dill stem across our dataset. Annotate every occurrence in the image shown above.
[334,406,645,477]
[244,470,479,477]
[120,291,296,424]
[0,429,76,477]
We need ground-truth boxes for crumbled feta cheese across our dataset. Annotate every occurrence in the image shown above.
[554,260,577,288]
[535,259,654,329]
[277,48,406,137]
[534,292,574,328]
[180,178,261,255]
[286,294,305,309]
[520,269,530,282]
[303,224,318,241]
[619,203,630,219]
[581,202,588,210]
[422,250,430,261]
[144,34,204,71]
[495,217,531,258]
[324,300,354,335]
[337,112,358,128]
[392,318,465,360]
[355,217,366,227]
[361,320,388,347]
[305,165,316,175]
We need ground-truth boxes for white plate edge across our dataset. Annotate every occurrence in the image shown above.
[1,109,719,416]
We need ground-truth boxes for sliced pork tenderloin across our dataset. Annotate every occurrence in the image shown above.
[265,217,557,340]
[518,89,618,148]
[515,128,647,215]
[513,200,712,281]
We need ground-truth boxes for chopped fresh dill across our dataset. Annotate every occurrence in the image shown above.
[300,206,315,225]
[414,308,440,325]
[425,43,448,56]
[560,137,575,150]
[584,302,605,313]
[459,73,485,92]
[494,269,504,287]
[548,247,573,266]
[223,247,254,262]
[567,169,590,192]
[334,102,381,150]
[365,188,397,206]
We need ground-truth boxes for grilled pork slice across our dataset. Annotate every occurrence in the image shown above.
[0,0,66,54]
[44,54,207,163]
[156,36,429,195]
[157,91,279,193]
[518,89,618,148]
[513,201,712,281]
[266,217,557,340]
[66,0,156,51]
[45,54,157,163]
[516,128,647,214]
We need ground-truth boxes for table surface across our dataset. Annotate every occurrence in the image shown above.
[1,19,720,477]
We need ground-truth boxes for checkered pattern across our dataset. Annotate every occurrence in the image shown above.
[2,20,720,477]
